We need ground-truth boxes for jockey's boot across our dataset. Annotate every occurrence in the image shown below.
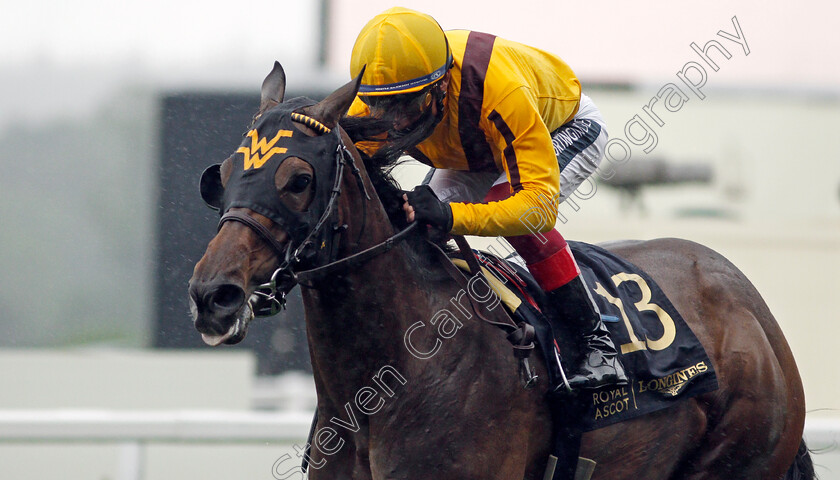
[547,275,628,392]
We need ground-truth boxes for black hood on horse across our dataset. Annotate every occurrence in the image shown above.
[201,97,346,269]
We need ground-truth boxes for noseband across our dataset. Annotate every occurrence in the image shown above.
[218,115,416,316]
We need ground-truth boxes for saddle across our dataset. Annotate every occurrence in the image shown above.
[446,237,719,431]
[442,237,596,480]
[445,237,719,480]
[432,236,551,389]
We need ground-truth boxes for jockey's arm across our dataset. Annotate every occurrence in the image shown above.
[448,87,573,237]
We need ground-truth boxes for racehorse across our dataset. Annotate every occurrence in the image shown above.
[188,62,813,479]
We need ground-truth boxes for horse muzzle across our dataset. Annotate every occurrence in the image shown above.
[188,280,254,346]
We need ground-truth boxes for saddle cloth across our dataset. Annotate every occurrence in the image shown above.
[455,240,719,432]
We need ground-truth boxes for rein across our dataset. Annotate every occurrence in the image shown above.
[219,113,537,388]
[250,221,420,315]
[242,201,539,385]
[293,222,418,286]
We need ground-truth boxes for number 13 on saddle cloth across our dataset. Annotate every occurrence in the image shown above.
[457,241,719,432]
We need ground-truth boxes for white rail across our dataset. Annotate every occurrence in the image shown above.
[804,417,840,447]
[0,409,313,443]
[0,410,835,444]
[0,411,836,480]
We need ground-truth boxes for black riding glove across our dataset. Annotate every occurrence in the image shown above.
[405,185,454,233]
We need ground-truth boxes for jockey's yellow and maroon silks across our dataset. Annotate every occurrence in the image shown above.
[349,30,581,237]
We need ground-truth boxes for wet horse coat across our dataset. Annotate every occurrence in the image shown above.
[188,63,812,479]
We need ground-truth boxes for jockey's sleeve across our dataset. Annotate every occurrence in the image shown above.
[449,86,576,237]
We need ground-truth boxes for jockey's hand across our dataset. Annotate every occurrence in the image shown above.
[403,185,453,233]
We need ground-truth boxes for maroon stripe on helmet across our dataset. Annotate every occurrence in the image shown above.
[488,110,522,192]
[458,31,497,173]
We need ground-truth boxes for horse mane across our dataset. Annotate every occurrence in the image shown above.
[339,114,452,277]
[339,116,405,226]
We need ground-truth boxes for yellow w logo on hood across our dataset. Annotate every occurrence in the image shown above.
[237,129,293,170]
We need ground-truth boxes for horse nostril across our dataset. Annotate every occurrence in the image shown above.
[210,284,246,312]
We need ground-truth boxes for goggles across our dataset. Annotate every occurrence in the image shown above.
[360,87,433,122]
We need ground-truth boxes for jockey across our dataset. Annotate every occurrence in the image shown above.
[348,7,627,392]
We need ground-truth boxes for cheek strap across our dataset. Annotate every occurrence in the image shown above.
[218,210,290,259]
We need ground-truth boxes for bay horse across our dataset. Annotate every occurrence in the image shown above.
[188,62,813,479]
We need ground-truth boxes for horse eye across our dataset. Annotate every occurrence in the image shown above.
[286,174,312,193]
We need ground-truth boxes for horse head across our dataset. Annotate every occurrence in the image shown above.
[188,62,378,346]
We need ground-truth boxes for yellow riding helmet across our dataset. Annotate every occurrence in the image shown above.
[350,7,452,96]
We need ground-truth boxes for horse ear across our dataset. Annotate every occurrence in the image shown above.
[260,61,286,113]
[199,163,224,212]
[306,66,364,129]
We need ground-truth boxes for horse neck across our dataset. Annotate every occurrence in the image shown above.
[300,244,428,344]
[300,157,453,399]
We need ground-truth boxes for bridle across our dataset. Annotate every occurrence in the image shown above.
[217,115,417,316]
[212,111,539,389]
